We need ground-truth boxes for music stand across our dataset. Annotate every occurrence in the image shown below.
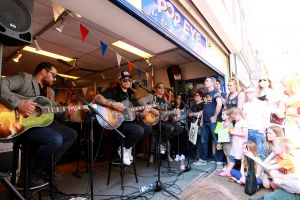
[58,78,125,200]
[132,82,179,199]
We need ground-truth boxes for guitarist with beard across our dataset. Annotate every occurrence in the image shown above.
[0,62,78,189]
[138,82,183,162]
[99,71,153,165]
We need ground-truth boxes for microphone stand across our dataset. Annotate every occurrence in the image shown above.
[130,82,178,199]
[58,77,125,200]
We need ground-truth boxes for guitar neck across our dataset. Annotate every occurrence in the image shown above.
[127,104,157,112]
[43,104,91,113]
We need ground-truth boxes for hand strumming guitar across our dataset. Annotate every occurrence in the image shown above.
[18,100,37,117]
[112,102,125,112]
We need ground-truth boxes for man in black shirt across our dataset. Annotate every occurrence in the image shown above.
[101,71,153,165]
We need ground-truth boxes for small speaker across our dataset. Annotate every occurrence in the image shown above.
[0,0,33,46]
[167,65,182,86]
[174,80,186,97]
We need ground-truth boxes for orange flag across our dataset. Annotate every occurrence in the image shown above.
[128,62,133,73]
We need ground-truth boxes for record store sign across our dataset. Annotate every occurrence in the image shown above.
[142,0,207,53]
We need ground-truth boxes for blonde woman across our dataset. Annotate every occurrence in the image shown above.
[225,78,245,110]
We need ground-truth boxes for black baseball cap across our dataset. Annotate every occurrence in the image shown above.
[118,70,132,80]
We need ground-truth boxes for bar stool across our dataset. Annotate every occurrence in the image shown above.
[10,140,53,199]
[106,132,138,190]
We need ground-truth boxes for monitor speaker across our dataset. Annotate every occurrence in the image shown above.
[174,80,186,97]
[0,0,33,46]
[167,65,182,86]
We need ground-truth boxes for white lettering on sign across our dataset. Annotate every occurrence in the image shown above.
[158,0,202,45]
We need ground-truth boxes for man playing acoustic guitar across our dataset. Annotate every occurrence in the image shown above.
[0,62,78,189]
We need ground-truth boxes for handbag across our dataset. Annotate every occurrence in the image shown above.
[270,113,285,125]
[188,113,201,145]
[245,158,258,195]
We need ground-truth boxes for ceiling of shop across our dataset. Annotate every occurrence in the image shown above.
[1,0,198,88]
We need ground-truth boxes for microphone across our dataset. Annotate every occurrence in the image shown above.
[56,74,76,87]
[132,80,143,84]
[165,87,173,92]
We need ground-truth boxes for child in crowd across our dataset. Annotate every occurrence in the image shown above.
[244,137,297,189]
[215,109,233,168]
[219,108,248,176]
[230,141,263,186]
[266,125,285,155]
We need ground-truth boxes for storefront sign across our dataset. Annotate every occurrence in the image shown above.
[141,0,207,53]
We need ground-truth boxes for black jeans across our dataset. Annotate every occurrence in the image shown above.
[117,121,153,149]
[21,121,77,173]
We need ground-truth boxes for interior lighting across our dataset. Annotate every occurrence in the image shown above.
[22,46,73,62]
[112,40,153,59]
[57,73,79,80]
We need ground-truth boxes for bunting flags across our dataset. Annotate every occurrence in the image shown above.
[116,53,122,68]
[128,62,133,73]
[100,41,107,56]
[80,23,89,43]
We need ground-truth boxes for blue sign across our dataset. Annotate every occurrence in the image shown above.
[142,0,207,52]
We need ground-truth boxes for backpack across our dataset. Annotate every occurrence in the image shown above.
[245,158,257,195]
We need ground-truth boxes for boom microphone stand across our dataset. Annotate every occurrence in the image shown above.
[131,82,178,199]
[58,77,125,200]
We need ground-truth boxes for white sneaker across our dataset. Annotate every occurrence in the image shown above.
[174,154,180,161]
[128,147,133,161]
[180,154,185,161]
[118,146,132,165]
[193,159,208,165]
[160,144,166,154]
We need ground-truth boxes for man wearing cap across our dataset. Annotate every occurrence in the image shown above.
[100,71,153,165]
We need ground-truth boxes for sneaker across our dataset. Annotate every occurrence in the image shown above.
[216,162,223,171]
[174,154,180,161]
[192,159,208,165]
[218,171,231,177]
[118,146,132,165]
[160,144,166,154]
[17,173,49,190]
[180,154,185,161]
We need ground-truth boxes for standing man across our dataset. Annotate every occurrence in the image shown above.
[0,62,78,188]
[199,77,223,168]
[243,86,268,160]
[100,71,153,165]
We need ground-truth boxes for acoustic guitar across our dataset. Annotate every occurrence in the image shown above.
[0,94,92,141]
[141,108,179,126]
[96,100,159,130]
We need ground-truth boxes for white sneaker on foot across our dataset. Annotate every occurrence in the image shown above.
[118,146,132,165]
[128,147,133,161]
[180,154,185,161]
[174,154,180,161]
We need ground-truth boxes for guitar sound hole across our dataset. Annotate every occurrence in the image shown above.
[31,106,43,117]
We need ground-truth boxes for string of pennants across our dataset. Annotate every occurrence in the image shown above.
[53,3,154,87]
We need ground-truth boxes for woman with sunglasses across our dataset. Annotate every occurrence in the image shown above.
[257,78,274,102]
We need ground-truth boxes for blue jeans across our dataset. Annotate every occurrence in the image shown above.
[21,121,77,173]
[200,121,223,162]
[230,169,263,185]
[248,129,267,160]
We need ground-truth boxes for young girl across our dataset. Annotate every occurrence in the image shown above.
[230,141,263,185]
[215,109,233,167]
[219,108,248,176]
[266,125,285,155]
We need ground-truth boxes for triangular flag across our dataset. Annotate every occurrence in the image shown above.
[101,73,106,79]
[116,53,122,68]
[128,62,133,73]
[82,87,88,96]
[52,3,65,21]
[100,41,107,56]
[137,68,141,78]
[80,23,89,43]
